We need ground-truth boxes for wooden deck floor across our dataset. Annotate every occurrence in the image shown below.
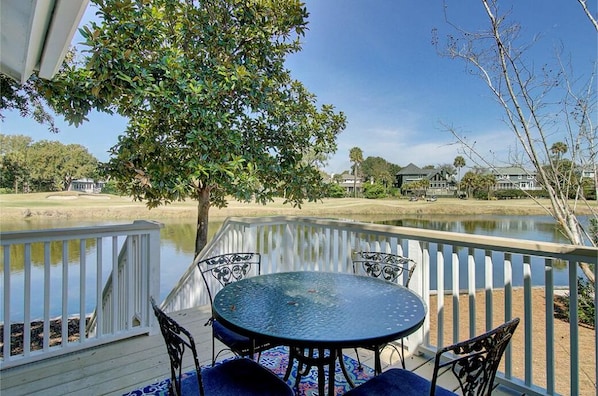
[1,304,520,395]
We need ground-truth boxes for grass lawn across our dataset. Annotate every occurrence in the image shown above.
[2,191,595,223]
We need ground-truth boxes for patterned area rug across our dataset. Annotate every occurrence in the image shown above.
[123,346,374,395]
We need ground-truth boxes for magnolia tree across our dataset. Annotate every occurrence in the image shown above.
[46,0,346,255]
[434,0,597,281]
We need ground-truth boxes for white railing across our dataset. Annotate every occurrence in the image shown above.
[0,220,162,369]
[164,215,598,396]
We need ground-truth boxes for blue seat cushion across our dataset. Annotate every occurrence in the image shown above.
[212,319,272,353]
[212,319,252,350]
[177,370,200,395]
[202,358,294,395]
[344,368,457,396]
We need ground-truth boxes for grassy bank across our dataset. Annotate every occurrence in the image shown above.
[0,191,595,222]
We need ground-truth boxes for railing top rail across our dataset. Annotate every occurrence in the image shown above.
[0,220,164,244]
[225,216,598,261]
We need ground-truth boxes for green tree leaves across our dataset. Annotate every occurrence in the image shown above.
[0,75,59,133]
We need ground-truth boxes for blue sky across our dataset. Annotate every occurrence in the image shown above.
[2,1,595,175]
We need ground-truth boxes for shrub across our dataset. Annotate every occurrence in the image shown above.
[363,183,387,199]
[324,183,346,198]
[101,181,120,195]
[557,277,595,328]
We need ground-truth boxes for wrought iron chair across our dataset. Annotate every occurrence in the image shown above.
[150,297,293,396]
[345,317,520,396]
[351,251,417,374]
[198,252,277,365]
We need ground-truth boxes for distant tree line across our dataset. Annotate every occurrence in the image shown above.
[0,134,99,193]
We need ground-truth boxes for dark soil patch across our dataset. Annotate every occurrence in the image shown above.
[0,318,87,357]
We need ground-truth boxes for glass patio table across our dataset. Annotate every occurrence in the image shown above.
[212,271,427,396]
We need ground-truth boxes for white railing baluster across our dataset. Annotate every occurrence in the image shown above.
[3,247,11,361]
[420,241,431,348]
[79,239,86,343]
[332,229,339,272]
[126,236,134,330]
[139,234,147,328]
[23,244,31,357]
[568,258,579,395]
[467,247,476,338]
[484,249,493,330]
[451,245,460,343]
[436,243,445,349]
[43,242,50,351]
[544,258,555,395]
[503,252,513,379]
[95,238,103,338]
[322,228,329,271]
[111,236,118,334]
[523,255,532,387]
[62,242,69,346]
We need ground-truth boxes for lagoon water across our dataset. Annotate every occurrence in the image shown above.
[1,214,586,320]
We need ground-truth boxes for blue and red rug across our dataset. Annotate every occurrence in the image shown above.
[123,345,374,395]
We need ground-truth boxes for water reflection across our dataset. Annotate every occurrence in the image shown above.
[3,239,98,272]
[372,214,576,244]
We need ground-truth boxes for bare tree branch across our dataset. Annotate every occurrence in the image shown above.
[577,0,598,31]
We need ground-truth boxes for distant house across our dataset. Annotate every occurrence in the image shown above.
[486,166,540,190]
[332,172,364,196]
[579,165,596,181]
[395,163,454,195]
[70,178,106,193]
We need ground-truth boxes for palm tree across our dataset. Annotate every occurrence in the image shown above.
[480,173,497,200]
[349,147,363,198]
[550,142,568,159]
[453,155,466,196]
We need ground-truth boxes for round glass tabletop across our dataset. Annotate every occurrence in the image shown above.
[213,271,427,348]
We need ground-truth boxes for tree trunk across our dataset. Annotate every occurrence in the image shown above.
[195,187,211,257]
[353,166,357,198]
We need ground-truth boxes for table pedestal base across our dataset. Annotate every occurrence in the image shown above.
[284,346,355,396]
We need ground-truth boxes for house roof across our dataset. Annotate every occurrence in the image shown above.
[397,163,422,175]
[487,166,535,176]
[0,0,89,83]
[397,163,441,179]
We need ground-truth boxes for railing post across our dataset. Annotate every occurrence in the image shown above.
[146,222,161,335]
[406,239,425,353]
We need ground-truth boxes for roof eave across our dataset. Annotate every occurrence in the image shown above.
[0,0,89,84]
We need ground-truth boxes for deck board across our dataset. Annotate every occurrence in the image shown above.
[1,304,516,395]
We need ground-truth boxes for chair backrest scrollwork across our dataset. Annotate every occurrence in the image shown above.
[197,253,261,305]
[352,251,416,286]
